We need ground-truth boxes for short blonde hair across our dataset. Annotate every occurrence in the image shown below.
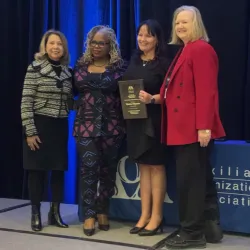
[169,5,209,45]
[34,29,70,65]
[78,25,122,68]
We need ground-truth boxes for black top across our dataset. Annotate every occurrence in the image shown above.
[48,58,62,77]
[122,56,169,160]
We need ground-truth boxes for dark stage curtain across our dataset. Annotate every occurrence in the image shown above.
[1,0,60,198]
[2,0,250,199]
[109,0,137,60]
[244,3,250,140]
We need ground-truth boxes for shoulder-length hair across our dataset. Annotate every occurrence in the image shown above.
[78,25,123,68]
[169,5,209,45]
[134,19,166,59]
[34,29,70,65]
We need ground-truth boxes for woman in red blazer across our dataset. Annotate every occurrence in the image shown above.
[160,6,225,249]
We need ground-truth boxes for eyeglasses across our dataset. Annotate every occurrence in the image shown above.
[90,40,109,48]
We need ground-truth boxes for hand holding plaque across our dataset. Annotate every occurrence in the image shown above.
[118,79,148,119]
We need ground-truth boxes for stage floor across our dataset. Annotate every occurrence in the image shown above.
[0,199,249,250]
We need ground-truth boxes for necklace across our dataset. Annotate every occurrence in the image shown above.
[93,61,109,67]
[142,60,149,67]
[50,63,62,67]
[141,56,155,67]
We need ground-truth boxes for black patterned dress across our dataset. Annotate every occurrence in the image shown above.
[73,62,126,219]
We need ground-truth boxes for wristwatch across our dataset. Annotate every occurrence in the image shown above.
[150,96,155,104]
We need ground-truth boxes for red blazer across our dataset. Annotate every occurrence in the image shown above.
[160,40,225,145]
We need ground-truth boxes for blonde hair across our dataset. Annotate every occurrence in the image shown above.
[78,25,123,68]
[169,5,209,45]
[34,29,70,65]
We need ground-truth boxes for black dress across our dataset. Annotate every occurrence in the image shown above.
[122,57,169,165]
[22,59,69,171]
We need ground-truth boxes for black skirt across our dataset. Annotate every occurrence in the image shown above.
[126,117,166,165]
[23,115,68,171]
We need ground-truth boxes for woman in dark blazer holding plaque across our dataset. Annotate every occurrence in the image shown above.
[122,19,169,236]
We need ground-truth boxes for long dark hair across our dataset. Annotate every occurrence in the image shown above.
[133,19,166,62]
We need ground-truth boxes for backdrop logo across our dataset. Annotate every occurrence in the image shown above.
[112,156,173,203]
[214,165,250,207]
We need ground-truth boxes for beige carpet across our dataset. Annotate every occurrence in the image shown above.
[0,199,249,250]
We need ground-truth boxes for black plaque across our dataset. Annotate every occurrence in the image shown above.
[118,79,148,119]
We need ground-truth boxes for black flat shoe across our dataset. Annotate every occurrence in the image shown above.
[138,220,164,236]
[165,231,206,249]
[166,228,181,240]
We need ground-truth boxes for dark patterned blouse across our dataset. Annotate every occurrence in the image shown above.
[73,62,126,138]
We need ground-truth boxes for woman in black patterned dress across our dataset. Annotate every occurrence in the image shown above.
[73,25,126,236]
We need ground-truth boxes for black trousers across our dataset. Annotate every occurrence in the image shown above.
[175,141,218,235]
[77,135,123,220]
[28,170,65,205]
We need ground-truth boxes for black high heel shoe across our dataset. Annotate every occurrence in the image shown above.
[138,220,164,236]
[97,214,110,231]
[129,222,149,234]
[83,218,96,236]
